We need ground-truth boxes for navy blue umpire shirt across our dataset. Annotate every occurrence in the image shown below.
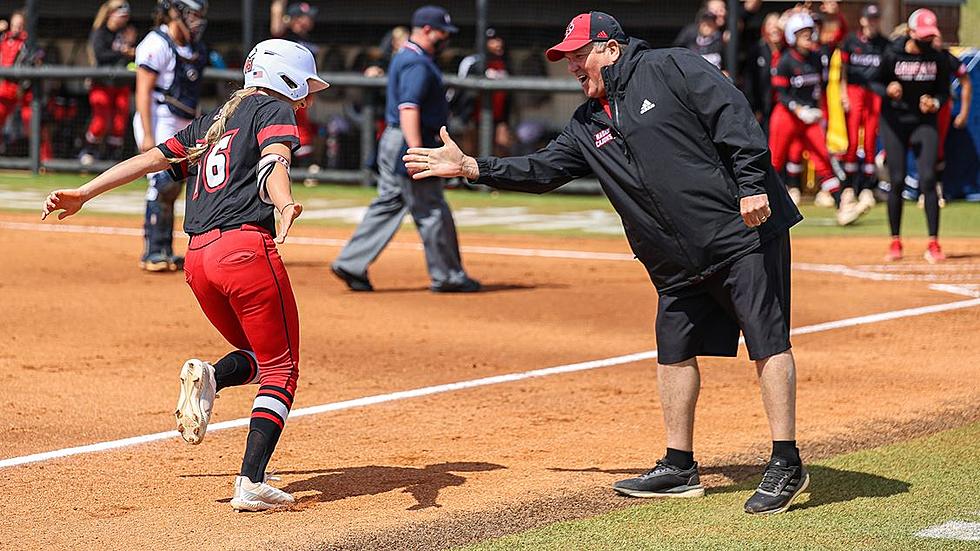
[385,40,449,147]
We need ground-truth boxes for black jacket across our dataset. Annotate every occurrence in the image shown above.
[476,40,802,293]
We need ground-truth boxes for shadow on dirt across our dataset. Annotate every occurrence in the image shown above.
[548,464,910,512]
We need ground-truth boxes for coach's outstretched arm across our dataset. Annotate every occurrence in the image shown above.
[41,149,172,220]
[404,125,591,194]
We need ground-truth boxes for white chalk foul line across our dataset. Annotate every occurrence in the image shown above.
[3,296,980,470]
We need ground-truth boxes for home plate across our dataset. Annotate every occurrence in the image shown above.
[916,521,980,541]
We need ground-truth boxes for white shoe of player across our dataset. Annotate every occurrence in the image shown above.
[175,359,216,445]
[230,476,295,511]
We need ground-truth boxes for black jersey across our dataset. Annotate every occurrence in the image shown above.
[772,48,823,109]
[679,30,725,70]
[156,93,300,236]
[839,32,889,86]
[872,38,950,123]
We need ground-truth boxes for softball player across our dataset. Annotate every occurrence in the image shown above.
[134,0,208,272]
[42,39,328,511]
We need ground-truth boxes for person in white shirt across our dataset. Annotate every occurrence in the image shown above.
[134,0,207,272]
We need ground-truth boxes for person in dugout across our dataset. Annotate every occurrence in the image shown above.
[839,3,889,213]
[744,13,783,134]
[921,32,972,210]
[872,9,950,263]
[769,12,863,226]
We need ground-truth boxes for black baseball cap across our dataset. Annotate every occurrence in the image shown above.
[862,4,881,19]
[286,2,317,18]
[546,11,628,62]
[412,5,458,33]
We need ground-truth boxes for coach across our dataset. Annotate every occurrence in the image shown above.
[404,11,808,514]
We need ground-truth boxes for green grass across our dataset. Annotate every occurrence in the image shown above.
[3,170,979,238]
[961,0,980,48]
[463,421,980,550]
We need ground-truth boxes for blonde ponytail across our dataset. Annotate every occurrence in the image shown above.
[93,0,127,30]
[171,87,257,165]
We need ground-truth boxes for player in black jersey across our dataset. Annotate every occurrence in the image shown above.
[42,39,329,511]
[840,4,890,210]
[871,9,950,263]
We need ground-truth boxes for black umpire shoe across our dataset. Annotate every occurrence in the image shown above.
[430,277,482,293]
[612,459,705,498]
[743,457,810,514]
[331,264,374,292]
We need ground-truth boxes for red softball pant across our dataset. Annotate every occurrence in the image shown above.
[843,84,881,174]
[769,102,836,183]
[184,225,299,396]
[937,99,953,162]
[86,84,131,142]
[0,80,30,129]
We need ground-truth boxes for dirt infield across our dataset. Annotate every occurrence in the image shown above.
[1,211,979,550]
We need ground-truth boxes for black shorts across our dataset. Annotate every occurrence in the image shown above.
[655,233,792,365]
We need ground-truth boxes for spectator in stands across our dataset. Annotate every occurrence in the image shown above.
[80,1,136,165]
[364,26,408,78]
[0,9,30,143]
[270,1,319,161]
[744,13,782,131]
[452,27,512,156]
[839,4,888,212]
[873,9,950,263]
[134,0,208,272]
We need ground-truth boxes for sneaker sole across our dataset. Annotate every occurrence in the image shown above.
[140,261,172,273]
[230,498,285,512]
[746,472,810,515]
[175,360,209,445]
[924,251,945,264]
[612,485,705,499]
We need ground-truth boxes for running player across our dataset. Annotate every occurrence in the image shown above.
[134,0,208,272]
[42,39,329,511]
[769,12,862,226]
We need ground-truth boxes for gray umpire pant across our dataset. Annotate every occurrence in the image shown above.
[333,127,469,287]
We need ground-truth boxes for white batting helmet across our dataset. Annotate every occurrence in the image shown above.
[784,12,815,46]
[243,39,329,101]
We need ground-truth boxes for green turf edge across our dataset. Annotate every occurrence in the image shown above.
[3,171,979,238]
[459,421,980,551]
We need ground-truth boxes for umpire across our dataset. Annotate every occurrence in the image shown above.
[331,5,480,293]
[405,12,808,514]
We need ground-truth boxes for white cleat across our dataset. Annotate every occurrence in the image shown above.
[787,187,802,206]
[230,475,295,512]
[813,190,836,208]
[857,188,876,213]
[175,359,216,445]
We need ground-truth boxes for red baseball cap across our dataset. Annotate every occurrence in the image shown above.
[546,11,628,62]
[908,8,940,40]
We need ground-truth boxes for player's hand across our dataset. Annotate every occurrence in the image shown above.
[404,126,473,180]
[42,189,86,221]
[919,94,939,114]
[840,93,850,113]
[954,112,968,129]
[740,193,772,228]
[275,201,303,244]
[886,81,902,100]
[140,134,156,153]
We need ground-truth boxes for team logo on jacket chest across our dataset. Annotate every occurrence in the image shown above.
[594,128,614,148]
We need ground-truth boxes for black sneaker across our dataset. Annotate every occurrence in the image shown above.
[431,278,482,293]
[743,458,810,514]
[331,264,373,292]
[612,459,705,498]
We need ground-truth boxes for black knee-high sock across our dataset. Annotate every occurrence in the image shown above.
[240,385,293,483]
[213,350,258,391]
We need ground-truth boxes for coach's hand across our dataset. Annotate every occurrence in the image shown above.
[740,193,771,228]
[404,127,480,181]
[275,201,303,244]
[42,189,86,221]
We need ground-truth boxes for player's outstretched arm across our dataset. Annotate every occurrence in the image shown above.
[260,142,304,244]
[404,127,480,181]
[42,148,171,221]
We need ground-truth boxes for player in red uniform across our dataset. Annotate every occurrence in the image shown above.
[41,39,329,511]
[840,4,889,211]
[0,10,31,134]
